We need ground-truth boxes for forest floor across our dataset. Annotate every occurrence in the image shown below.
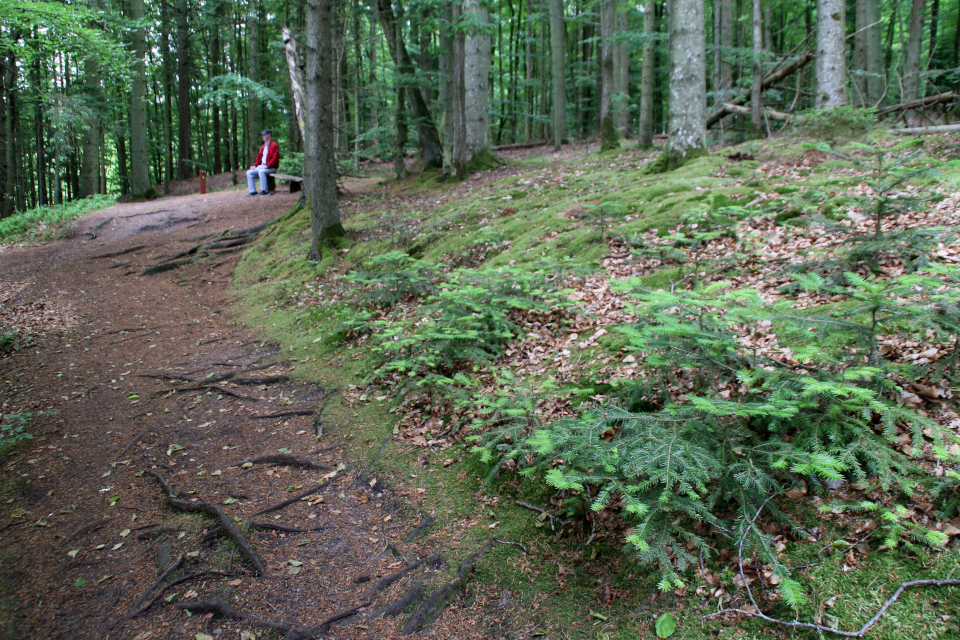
[0,181,504,639]
[2,133,960,640]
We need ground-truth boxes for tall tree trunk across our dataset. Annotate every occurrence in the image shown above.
[376,0,444,168]
[903,0,925,107]
[661,0,707,167]
[130,0,152,195]
[80,56,100,198]
[600,0,616,123]
[864,0,885,105]
[750,0,763,128]
[549,0,566,147]
[928,0,939,64]
[282,27,307,142]
[211,6,223,175]
[369,18,379,150]
[464,0,491,160]
[614,7,629,134]
[305,0,343,261]
[815,0,846,109]
[637,0,656,147]
[176,0,192,179]
[451,0,468,178]
[160,2,174,190]
[1,36,17,217]
[247,0,260,163]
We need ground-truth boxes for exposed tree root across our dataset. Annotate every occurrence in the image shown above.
[230,375,289,386]
[249,465,352,517]
[173,600,311,640]
[90,245,147,260]
[249,521,326,533]
[364,553,442,600]
[140,221,268,276]
[311,601,373,635]
[235,453,332,470]
[125,554,184,618]
[253,408,315,419]
[402,515,436,543]
[147,470,266,575]
[401,539,497,635]
[70,517,116,540]
[364,582,425,621]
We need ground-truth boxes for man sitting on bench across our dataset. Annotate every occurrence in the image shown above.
[247,129,279,196]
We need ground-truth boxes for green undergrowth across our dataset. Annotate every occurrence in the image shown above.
[0,194,116,244]
[231,141,960,639]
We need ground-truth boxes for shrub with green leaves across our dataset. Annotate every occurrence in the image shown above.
[341,250,438,309]
[0,412,34,454]
[517,268,958,596]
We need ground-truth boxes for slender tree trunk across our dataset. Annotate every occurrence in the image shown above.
[440,7,454,172]
[176,0,192,179]
[661,0,707,167]
[815,0,847,109]
[211,9,223,175]
[464,0,491,160]
[750,0,763,128]
[305,0,343,260]
[903,0,925,106]
[549,0,566,147]
[1,37,18,217]
[369,18,379,150]
[282,27,307,142]
[160,2,174,191]
[614,7,629,134]
[928,0,939,64]
[451,0,468,178]
[865,0,885,105]
[376,0,444,168]
[80,56,99,198]
[246,0,260,163]
[130,0,152,195]
[637,0,656,147]
[600,0,616,124]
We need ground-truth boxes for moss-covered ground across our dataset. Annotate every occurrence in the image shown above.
[229,133,960,639]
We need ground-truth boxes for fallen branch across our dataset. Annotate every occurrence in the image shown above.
[401,539,497,635]
[311,601,373,635]
[90,245,147,260]
[70,517,116,540]
[234,453,332,470]
[230,375,289,386]
[174,600,311,639]
[146,470,266,575]
[706,578,960,637]
[249,465,353,517]
[876,91,959,115]
[888,123,960,135]
[718,103,805,123]
[707,49,814,127]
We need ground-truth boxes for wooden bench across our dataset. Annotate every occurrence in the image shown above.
[268,173,304,194]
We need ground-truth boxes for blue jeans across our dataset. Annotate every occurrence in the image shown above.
[247,166,276,193]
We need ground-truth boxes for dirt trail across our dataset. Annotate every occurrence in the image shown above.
[0,187,476,639]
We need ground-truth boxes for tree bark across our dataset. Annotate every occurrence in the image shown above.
[549,0,566,147]
[815,0,846,109]
[451,0,468,179]
[176,0,192,180]
[282,27,307,142]
[638,0,656,147]
[80,56,99,198]
[903,0,926,108]
[662,0,707,165]
[464,0,491,160]
[160,2,174,190]
[305,0,343,261]
[615,7,629,134]
[751,0,763,128]
[600,0,616,124]
[1,40,17,218]
[246,0,261,163]
[130,0,152,195]
[211,6,223,175]
[715,0,734,105]
[863,0,884,105]
[376,0,444,168]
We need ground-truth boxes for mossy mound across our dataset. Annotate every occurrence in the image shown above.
[466,148,506,172]
[599,116,619,152]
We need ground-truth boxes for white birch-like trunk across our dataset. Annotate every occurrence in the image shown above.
[665,0,707,158]
[464,0,490,158]
[815,0,847,109]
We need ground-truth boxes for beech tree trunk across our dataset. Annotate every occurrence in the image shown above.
[549,0,566,147]
[464,0,491,160]
[130,0,152,195]
[751,0,762,128]
[614,8,629,134]
[638,0,656,147]
[600,0,616,124]
[714,0,734,105]
[247,0,260,163]
[305,0,343,261]
[451,0,467,178]
[815,0,846,109]
[663,0,707,164]
[904,0,926,106]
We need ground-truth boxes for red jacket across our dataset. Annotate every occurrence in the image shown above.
[255,140,280,169]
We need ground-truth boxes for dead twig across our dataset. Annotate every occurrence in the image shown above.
[146,470,266,575]
[249,521,326,533]
[364,553,441,600]
[253,408,315,419]
[174,600,311,640]
[402,516,435,544]
[70,517,117,540]
[311,601,373,635]
[125,554,184,618]
[249,465,353,517]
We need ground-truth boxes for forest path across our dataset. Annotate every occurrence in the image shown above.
[0,186,452,639]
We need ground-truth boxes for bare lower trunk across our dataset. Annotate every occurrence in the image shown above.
[282,27,307,141]
[176,0,193,179]
[549,0,566,147]
[903,0,926,108]
[599,0,616,123]
[815,0,847,109]
[750,0,763,128]
[80,57,99,198]
[864,0,884,105]
[464,0,491,160]
[614,8,629,134]
[638,0,656,147]
[664,0,707,162]
[305,0,343,261]
[451,1,467,179]
[130,0,152,195]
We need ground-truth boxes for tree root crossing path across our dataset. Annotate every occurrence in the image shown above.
[0,187,494,639]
